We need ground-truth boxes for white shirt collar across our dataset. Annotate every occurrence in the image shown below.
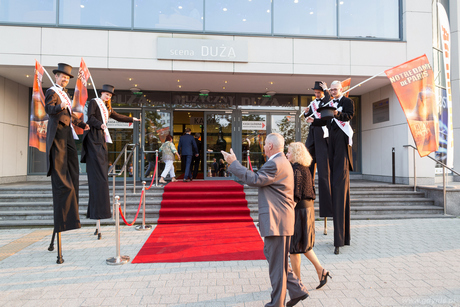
[268,151,282,161]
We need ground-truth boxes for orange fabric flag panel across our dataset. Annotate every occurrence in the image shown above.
[341,78,351,97]
[385,55,439,157]
[28,60,48,152]
[72,58,91,135]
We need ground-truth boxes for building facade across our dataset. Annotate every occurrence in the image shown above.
[0,0,458,184]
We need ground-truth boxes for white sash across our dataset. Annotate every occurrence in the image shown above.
[50,86,78,140]
[330,100,353,146]
[95,98,112,144]
[308,99,329,139]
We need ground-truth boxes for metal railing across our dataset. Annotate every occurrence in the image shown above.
[144,150,159,187]
[404,144,460,215]
[108,143,139,216]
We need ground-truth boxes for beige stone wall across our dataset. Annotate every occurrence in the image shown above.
[0,76,29,183]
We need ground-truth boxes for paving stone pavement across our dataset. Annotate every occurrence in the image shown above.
[0,218,459,307]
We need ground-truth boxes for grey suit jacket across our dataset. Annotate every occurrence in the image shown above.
[228,152,295,237]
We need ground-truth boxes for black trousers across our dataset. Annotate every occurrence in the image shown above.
[305,125,333,217]
[50,123,81,232]
[192,155,200,178]
[328,125,351,247]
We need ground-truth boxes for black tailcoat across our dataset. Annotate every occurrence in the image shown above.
[328,96,354,247]
[81,98,134,219]
[45,87,86,232]
[304,90,333,217]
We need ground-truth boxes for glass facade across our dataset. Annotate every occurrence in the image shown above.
[59,0,131,28]
[274,0,336,36]
[1,0,401,40]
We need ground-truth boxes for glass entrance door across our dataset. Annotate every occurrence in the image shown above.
[107,109,141,179]
[142,109,172,180]
[204,112,233,179]
[241,113,267,171]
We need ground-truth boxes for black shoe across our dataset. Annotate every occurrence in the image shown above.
[286,293,309,307]
[334,247,340,254]
[94,228,98,235]
[316,269,332,289]
[98,233,102,240]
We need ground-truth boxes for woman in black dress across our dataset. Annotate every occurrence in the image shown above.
[81,84,140,239]
[286,142,331,289]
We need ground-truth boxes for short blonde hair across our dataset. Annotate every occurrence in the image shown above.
[288,142,312,167]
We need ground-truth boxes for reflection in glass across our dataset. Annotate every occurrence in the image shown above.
[339,0,399,39]
[242,114,266,171]
[134,0,203,30]
[143,111,171,178]
[205,0,271,34]
[274,0,336,36]
[206,114,232,178]
[0,0,56,24]
[107,111,135,175]
[59,0,131,27]
[271,114,296,151]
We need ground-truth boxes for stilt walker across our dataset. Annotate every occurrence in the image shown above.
[303,81,333,235]
[81,83,140,239]
[44,63,89,263]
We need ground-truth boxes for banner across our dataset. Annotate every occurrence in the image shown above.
[341,78,351,97]
[385,55,439,157]
[72,58,91,134]
[435,3,454,168]
[28,60,48,152]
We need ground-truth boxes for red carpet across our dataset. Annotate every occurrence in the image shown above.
[132,180,265,263]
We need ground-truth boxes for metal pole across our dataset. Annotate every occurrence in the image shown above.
[247,150,250,169]
[155,150,159,187]
[112,174,116,220]
[392,147,395,184]
[413,147,417,192]
[443,167,447,215]
[106,196,130,265]
[124,146,127,215]
[133,146,137,194]
[135,181,152,231]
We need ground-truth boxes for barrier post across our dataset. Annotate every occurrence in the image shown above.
[135,181,152,231]
[123,146,127,214]
[133,145,137,194]
[155,150,159,187]
[107,196,130,265]
[247,150,250,169]
[112,174,116,220]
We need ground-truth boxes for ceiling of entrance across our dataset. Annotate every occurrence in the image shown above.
[0,65,391,96]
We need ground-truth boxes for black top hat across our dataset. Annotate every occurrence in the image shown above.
[100,84,115,95]
[317,105,336,120]
[52,63,74,78]
[312,81,324,91]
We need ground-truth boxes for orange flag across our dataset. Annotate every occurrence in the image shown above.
[72,58,91,134]
[28,60,48,152]
[341,78,351,97]
[385,55,439,157]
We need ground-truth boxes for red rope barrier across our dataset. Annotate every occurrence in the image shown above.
[248,154,253,172]
[146,154,159,190]
[119,189,144,226]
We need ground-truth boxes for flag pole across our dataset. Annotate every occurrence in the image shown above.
[342,71,385,95]
[89,75,99,99]
[43,67,56,87]
[299,71,386,118]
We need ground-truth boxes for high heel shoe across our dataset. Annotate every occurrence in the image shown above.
[94,228,98,235]
[98,233,102,240]
[316,269,332,289]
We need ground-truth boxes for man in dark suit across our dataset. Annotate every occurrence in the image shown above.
[223,133,309,307]
[304,81,333,231]
[45,63,88,264]
[328,80,354,255]
[178,128,198,182]
[192,133,202,179]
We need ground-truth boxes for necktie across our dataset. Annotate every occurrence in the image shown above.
[316,98,321,102]
[333,99,339,103]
